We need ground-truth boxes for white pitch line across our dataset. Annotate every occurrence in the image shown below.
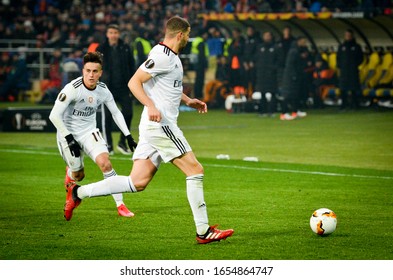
[0,148,58,156]
[1,148,392,180]
[204,163,393,180]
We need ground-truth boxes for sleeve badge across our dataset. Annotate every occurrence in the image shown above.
[145,59,155,69]
[58,93,66,102]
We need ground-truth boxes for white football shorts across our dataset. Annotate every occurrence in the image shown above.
[132,124,192,168]
[57,128,109,172]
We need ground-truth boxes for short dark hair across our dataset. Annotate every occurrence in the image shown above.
[107,24,120,31]
[83,52,103,66]
[165,16,190,38]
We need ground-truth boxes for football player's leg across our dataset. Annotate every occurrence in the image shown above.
[77,174,137,199]
[96,154,132,216]
[91,135,134,216]
[76,154,158,199]
[173,152,234,243]
[172,152,209,235]
[130,158,158,191]
[58,136,85,186]
[95,152,124,205]
[130,138,161,191]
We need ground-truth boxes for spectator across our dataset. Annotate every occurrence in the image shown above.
[97,23,136,155]
[255,0,273,13]
[309,0,323,13]
[277,26,296,69]
[223,1,235,13]
[204,55,232,109]
[39,48,63,104]
[299,42,315,109]
[280,37,308,120]
[0,51,30,102]
[243,25,262,95]
[21,20,36,40]
[87,35,101,53]
[253,31,280,116]
[312,54,337,108]
[227,27,246,97]
[45,21,62,48]
[294,0,308,12]
[191,29,209,99]
[207,27,224,58]
[0,52,12,87]
[336,29,363,110]
[206,26,224,76]
[61,48,83,87]
[276,25,296,98]
[133,29,153,66]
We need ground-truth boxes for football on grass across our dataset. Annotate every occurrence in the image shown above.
[310,208,337,235]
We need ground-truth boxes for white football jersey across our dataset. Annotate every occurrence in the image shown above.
[50,77,128,141]
[139,43,184,127]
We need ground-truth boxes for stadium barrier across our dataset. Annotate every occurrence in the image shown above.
[2,107,114,132]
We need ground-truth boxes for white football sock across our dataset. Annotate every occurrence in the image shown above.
[186,174,209,235]
[103,169,124,207]
[77,175,136,200]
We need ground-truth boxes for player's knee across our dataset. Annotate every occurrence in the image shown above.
[135,185,147,192]
[132,178,149,192]
[194,162,204,175]
[95,153,112,172]
[97,161,112,173]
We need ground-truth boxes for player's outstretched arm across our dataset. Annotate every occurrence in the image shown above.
[181,93,207,114]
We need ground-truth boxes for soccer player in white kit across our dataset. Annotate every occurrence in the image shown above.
[63,17,234,244]
[49,52,137,219]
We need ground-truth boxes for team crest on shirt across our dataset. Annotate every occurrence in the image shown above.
[58,93,66,102]
[145,59,155,69]
[88,96,93,103]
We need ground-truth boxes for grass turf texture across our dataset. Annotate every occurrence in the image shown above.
[0,105,392,260]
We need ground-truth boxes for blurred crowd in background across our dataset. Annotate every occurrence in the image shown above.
[0,0,392,113]
[1,0,392,53]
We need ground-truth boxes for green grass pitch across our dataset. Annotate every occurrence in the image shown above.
[0,105,392,260]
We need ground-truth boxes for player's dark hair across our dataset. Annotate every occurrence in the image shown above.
[83,52,103,66]
[165,16,190,37]
[107,23,120,31]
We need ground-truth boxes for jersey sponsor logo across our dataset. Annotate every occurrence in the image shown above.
[72,106,95,117]
[173,80,182,88]
[58,93,67,102]
[145,59,155,69]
